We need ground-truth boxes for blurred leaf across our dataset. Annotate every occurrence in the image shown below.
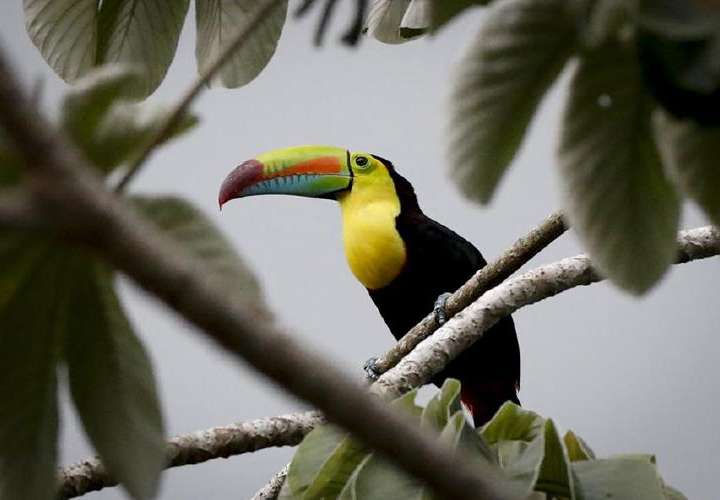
[573,458,666,500]
[0,129,21,185]
[195,0,288,88]
[431,0,489,31]
[64,258,165,500]
[637,1,720,125]
[448,0,577,203]
[558,41,680,294]
[23,0,97,82]
[0,242,62,500]
[351,452,426,500]
[583,0,638,48]
[131,196,265,306]
[564,430,595,461]
[61,65,197,172]
[663,484,688,500]
[366,0,427,44]
[97,0,189,97]
[302,434,369,499]
[654,109,720,227]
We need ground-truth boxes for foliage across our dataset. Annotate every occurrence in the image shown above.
[280,379,685,500]
[23,0,288,96]
[365,0,720,295]
[0,66,264,500]
[22,0,720,294]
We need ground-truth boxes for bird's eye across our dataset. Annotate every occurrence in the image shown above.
[355,156,369,168]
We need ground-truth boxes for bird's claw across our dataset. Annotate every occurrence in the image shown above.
[434,292,452,326]
[363,357,380,381]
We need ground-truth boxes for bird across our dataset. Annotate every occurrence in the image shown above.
[219,145,520,426]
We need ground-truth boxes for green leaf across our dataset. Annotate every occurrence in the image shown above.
[64,258,165,500]
[420,378,462,430]
[573,458,666,500]
[558,41,680,294]
[366,0,427,44]
[195,0,288,88]
[286,425,346,496]
[448,0,577,203]
[351,453,424,500]
[564,430,595,461]
[431,0,489,32]
[131,196,264,305]
[482,403,544,444]
[654,110,720,226]
[302,435,369,499]
[97,0,190,97]
[23,0,97,82]
[535,419,574,498]
[0,241,62,500]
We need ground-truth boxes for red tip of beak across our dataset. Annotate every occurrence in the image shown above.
[218,159,264,209]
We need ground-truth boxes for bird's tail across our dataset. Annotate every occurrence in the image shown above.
[461,383,520,428]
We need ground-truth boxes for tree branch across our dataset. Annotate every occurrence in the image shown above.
[372,210,567,374]
[372,226,720,398]
[0,46,513,500]
[250,464,289,500]
[113,0,283,193]
[0,188,46,230]
[58,411,323,499]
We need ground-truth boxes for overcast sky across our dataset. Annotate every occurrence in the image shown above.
[1,2,718,499]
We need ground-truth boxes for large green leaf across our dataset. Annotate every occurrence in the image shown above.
[420,377,461,430]
[558,41,680,294]
[23,0,97,82]
[0,241,62,500]
[195,0,288,88]
[64,258,166,500]
[654,110,720,226]
[564,430,595,462]
[448,0,577,203]
[131,196,264,304]
[97,0,189,97]
[573,458,666,500]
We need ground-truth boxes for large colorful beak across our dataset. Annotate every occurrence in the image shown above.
[218,145,352,208]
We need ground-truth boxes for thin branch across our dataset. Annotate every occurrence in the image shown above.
[58,411,323,499]
[372,210,567,374]
[250,465,289,500]
[0,46,513,500]
[113,0,283,193]
[372,226,720,398]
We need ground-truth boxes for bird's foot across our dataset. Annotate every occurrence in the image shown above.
[434,292,452,326]
[363,357,380,381]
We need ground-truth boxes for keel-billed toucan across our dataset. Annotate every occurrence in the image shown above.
[219,145,520,426]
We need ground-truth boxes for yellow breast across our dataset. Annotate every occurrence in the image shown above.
[338,185,406,290]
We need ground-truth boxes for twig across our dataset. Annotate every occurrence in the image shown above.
[113,0,283,193]
[58,411,323,499]
[372,226,720,398]
[250,465,289,500]
[372,210,567,374]
[0,45,513,500]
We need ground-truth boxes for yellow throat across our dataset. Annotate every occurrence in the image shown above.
[338,168,407,290]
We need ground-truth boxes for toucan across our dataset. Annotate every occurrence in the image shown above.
[219,145,520,426]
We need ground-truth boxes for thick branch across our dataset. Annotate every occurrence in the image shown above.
[114,0,283,192]
[373,226,720,398]
[0,48,512,500]
[0,188,46,230]
[59,411,323,499]
[372,210,567,374]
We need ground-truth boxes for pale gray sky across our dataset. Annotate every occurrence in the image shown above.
[1,2,718,499]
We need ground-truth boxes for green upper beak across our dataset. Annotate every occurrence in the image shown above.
[218,145,352,207]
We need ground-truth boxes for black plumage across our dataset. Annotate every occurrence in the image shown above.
[368,156,520,427]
